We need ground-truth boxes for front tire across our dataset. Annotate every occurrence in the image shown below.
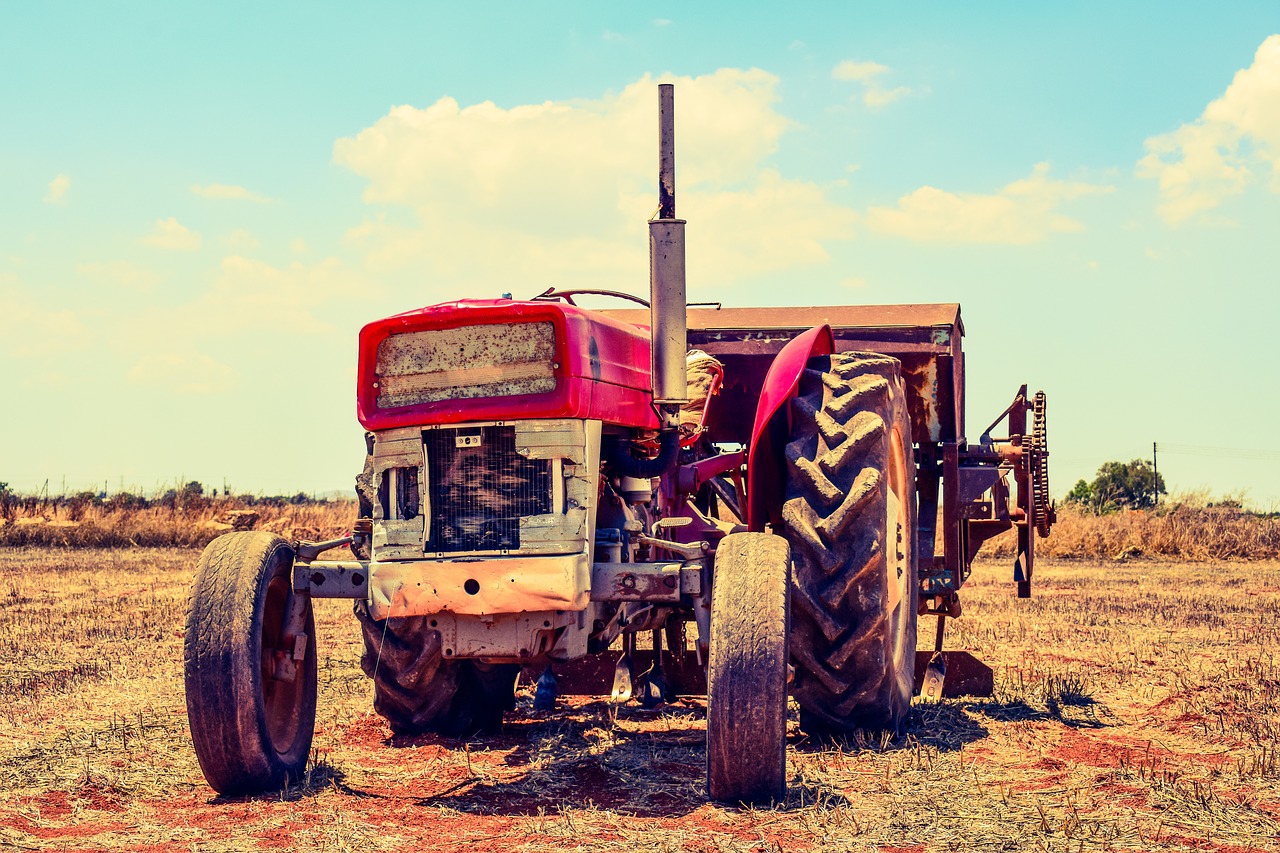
[782,352,918,736]
[706,532,790,805]
[184,532,317,795]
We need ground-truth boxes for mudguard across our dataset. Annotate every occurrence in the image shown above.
[746,324,835,531]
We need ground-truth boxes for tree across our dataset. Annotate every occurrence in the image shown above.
[159,481,207,510]
[1067,459,1166,512]
[1065,479,1094,506]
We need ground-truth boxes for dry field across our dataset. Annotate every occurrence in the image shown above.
[4,500,1277,562]
[1,547,1278,852]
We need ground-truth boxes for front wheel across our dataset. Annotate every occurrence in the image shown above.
[706,532,791,805]
[184,532,317,795]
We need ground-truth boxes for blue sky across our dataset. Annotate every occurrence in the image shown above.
[2,3,1278,505]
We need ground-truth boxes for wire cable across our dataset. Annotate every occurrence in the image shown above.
[1157,443,1280,462]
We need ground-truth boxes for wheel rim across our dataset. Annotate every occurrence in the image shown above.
[886,425,914,686]
[260,572,303,755]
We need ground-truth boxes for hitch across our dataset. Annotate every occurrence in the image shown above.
[929,385,1053,602]
[916,386,1052,698]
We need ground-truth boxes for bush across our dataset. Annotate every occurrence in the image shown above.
[106,492,150,512]
[159,481,208,511]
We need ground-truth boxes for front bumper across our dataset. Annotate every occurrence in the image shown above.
[296,553,591,620]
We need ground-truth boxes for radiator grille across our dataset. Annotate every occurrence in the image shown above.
[424,426,552,553]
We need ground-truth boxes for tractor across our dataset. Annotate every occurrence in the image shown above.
[183,84,1054,805]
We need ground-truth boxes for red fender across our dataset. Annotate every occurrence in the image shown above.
[747,324,835,531]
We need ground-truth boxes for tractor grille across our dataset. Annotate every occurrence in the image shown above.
[424,426,552,553]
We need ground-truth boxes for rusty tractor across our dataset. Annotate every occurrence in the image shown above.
[184,85,1054,805]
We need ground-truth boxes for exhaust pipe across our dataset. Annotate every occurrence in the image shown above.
[650,83,688,431]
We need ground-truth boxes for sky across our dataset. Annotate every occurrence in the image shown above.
[1,3,1278,506]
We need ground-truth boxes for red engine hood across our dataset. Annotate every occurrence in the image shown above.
[357,299,659,431]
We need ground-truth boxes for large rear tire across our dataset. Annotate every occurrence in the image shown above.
[706,532,790,805]
[185,532,318,795]
[782,352,917,736]
[353,603,519,737]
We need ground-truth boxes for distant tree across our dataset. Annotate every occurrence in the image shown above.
[106,491,149,511]
[160,481,208,511]
[1065,479,1094,506]
[1070,459,1166,512]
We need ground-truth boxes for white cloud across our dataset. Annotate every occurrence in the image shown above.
[99,255,377,398]
[864,86,912,108]
[1138,34,1280,224]
[76,261,160,291]
[205,256,369,329]
[333,69,853,294]
[0,279,91,358]
[191,183,272,203]
[141,217,202,251]
[865,163,1113,244]
[224,228,260,249]
[127,352,236,395]
[832,59,913,107]
[832,60,889,82]
[129,255,375,350]
[45,174,71,204]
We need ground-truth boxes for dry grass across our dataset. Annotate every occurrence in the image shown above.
[0,501,355,549]
[4,498,1278,563]
[0,548,1278,851]
[981,503,1280,562]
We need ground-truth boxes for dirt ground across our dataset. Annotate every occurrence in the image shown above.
[0,548,1277,852]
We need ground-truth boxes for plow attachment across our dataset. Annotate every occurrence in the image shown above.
[912,651,993,699]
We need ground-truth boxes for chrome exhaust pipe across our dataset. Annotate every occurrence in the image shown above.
[650,83,687,430]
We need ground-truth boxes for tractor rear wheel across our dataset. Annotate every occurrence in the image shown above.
[354,603,519,737]
[184,532,318,795]
[782,352,917,737]
[706,532,790,805]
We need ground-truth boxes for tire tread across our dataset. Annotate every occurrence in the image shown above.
[783,352,917,735]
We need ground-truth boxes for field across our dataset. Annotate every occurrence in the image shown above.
[1,547,1278,852]
[3,498,1277,561]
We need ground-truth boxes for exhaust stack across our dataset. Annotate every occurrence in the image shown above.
[650,83,688,430]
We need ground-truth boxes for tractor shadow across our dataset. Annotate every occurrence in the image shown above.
[379,698,857,816]
[790,700,992,757]
[322,690,1120,816]
[410,699,710,817]
[207,762,366,805]
[961,693,1121,729]
[790,686,1119,759]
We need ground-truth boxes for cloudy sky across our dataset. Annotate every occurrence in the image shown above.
[2,4,1278,505]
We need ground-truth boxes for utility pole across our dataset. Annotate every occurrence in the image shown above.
[1153,441,1158,505]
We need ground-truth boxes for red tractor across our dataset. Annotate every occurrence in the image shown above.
[184,85,1053,805]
